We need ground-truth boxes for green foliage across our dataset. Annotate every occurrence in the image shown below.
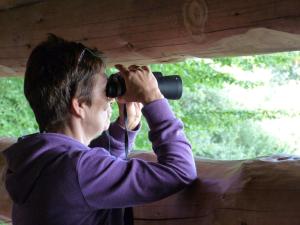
[191,120,290,159]
[1,52,299,159]
[150,59,257,89]
[213,52,300,83]
[0,77,38,136]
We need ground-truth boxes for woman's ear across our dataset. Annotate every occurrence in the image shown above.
[70,98,85,118]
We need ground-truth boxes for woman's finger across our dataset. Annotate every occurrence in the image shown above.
[141,65,150,73]
[128,64,140,70]
[115,64,129,77]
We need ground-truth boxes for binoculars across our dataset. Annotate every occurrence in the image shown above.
[106,72,182,100]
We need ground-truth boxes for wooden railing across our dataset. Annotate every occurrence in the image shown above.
[131,153,300,225]
[1,138,300,225]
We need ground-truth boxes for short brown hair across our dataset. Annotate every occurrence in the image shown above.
[24,34,104,132]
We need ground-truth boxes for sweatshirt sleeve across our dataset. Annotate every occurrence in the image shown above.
[76,99,197,209]
[89,121,140,159]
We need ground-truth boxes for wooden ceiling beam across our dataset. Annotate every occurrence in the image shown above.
[0,0,300,76]
[0,0,42,11]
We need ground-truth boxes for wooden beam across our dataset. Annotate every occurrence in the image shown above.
[1,139,300,225]
[0,138,14,221]
[0,0,42,11]
[132,152,300,225]
[0,0,300,76]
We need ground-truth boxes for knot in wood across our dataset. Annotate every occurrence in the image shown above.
[183,0,208,39]
[126,42,135,51]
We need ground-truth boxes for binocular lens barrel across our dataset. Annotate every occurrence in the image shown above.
[106,72,183,100]
[153,72,182,100]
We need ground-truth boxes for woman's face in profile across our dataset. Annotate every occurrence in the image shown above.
[82,71,113,140]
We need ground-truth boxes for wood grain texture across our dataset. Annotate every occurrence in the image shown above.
[0,0,300,76]
[0,138,15,222]
[0,0,42,11]
[1,139,300,225]
[131,153,300,225]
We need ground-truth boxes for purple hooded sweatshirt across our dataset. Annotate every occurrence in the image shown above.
[3,99,197,225]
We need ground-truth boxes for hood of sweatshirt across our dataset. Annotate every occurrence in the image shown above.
[2,133,88,204]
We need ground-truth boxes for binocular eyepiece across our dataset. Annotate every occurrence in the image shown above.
[106,72,183,100]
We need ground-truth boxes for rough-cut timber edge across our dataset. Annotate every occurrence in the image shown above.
[0,0,42,11]
[1,137,300,225]
[0,0,300,76]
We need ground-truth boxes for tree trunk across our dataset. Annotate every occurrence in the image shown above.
[0,0,300,76]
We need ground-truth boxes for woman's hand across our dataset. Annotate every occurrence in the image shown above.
[117,101,143,130]
[115,64,164,105]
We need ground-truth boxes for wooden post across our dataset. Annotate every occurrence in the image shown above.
[0,0,300,76]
